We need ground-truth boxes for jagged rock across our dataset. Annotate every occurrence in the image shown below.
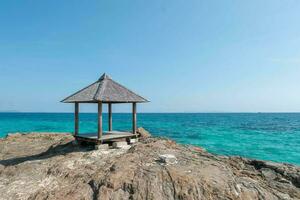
[5,133,23,139]
[159,154,177,165]
[0,132,299,200]
[112,141,130,149]
[137,127,151,139]
[95,144,109,150]
[261,167,278,180]
[129,138,138,144]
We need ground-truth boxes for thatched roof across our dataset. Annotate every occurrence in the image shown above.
[62,73,148,103]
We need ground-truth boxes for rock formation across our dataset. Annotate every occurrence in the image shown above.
[137,127,151,139]
[0,130,299,200]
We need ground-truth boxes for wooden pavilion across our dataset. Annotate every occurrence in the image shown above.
[61,73,148,144]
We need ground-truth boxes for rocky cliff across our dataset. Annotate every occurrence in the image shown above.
[0,129,299,200]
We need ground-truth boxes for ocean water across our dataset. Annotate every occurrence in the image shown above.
[0,112,300,165]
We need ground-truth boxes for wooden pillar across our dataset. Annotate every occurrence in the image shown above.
[132,103,137,134]
[74,103,79,136]
[108,103,112,131]
[98,102,103,139]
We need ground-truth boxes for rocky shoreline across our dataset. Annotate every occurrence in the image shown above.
[0,129,299,200]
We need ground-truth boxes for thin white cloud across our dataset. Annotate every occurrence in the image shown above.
[270,58,300,64]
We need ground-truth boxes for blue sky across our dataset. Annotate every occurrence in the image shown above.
[0,0,300,112]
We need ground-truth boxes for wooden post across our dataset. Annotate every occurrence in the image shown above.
[132,103,137,134]
[74,103,79,136]
[108,103,112,131]
[98,102,103,139]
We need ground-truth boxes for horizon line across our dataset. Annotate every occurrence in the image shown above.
[1,111,300,114]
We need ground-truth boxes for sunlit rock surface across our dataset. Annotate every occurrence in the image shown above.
[0,130,299,200]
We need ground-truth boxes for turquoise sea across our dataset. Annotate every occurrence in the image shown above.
[0,113,299,165]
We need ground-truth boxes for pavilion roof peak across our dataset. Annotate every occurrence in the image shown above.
[62,73,148,103]
[98,73,111,81]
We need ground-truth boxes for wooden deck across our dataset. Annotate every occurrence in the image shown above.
[75,131,137,144]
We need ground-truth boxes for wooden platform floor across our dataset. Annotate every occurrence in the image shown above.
[75,131,137,144]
